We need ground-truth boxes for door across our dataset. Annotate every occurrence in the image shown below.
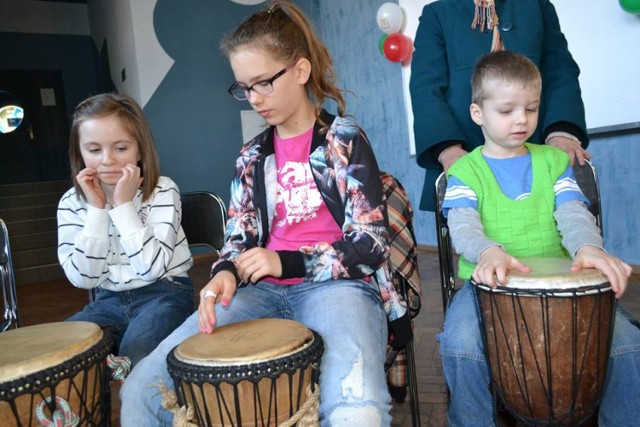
[0,70,70,184]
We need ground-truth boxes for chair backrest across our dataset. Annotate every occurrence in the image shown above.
[573,159,602,232]
[181,191,227,253]
[434,172,457,316]
[1,218,20,331]
[434,158,603,316]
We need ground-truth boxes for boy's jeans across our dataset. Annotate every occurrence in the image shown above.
[438,281,640,427]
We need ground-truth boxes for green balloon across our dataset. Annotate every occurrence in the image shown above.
[620,0,640,14]
[378,33,389,56]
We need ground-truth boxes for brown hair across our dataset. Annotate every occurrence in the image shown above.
[220,0,345,130]
[471,50,541,104]
[69,93,160,202]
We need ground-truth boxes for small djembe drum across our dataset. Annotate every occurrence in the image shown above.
[166,318,323,426]
[0,321,112,427]
[474,257,616,426]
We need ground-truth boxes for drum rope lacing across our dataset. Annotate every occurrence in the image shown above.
[157,381,321,427]
[106,354,131,384]
[35,395,80,427]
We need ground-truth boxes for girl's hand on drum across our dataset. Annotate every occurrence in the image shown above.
[198,271,237,334]
[573,246,632,298]
[235,248,282,284]
[474,246,531,287]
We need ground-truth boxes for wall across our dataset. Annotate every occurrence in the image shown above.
[2,0,638,264]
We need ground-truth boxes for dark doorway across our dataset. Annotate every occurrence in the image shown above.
[0,70,70,184]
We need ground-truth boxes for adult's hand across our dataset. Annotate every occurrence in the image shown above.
[439,145,468,173]
[547,136,591,167]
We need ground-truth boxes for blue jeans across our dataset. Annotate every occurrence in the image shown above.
[67,276,194,367]
[437,281,640,427]
[120,279,392,427]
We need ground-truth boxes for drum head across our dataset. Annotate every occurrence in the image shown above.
[0,321,103,382]
[495,257,608,291]
[176,319,314,366]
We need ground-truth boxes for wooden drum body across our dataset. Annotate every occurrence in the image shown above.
[0,321,112,427]
[474,258,616,426]
[167,318,323,427]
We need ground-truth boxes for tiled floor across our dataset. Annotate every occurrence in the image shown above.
[6,248,640,426]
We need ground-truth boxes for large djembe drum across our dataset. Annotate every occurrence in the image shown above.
[167,318,324,426]
[474,258,616,426]
[0,321,112,427]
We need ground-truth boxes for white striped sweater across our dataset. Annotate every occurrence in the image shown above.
[57,176,193,291]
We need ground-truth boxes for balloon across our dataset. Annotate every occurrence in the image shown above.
[376,2,404,34]
[383,33,413,63]
[620,0,640,13]
[378,33,389,56]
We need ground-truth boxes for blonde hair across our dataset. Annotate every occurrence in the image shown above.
[471,50,541,104]
[220,0,345,131]
[69,93,160,202]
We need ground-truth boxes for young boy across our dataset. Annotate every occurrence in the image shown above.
[439,50,640,426]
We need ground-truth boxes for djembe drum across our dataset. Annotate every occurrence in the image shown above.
[167,318,323,426]
[474,257,616,426]
[0,321,112,427]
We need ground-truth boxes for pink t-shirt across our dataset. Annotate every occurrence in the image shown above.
[264,127,343,285]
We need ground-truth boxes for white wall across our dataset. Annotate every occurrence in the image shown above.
[87,0,172,107]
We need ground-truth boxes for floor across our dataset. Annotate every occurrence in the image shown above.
[6,248,640,426]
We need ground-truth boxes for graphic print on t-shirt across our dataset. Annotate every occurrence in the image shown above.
[275,161,323,227]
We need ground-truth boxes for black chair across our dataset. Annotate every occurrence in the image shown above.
[180,191,227,256]
[435,159,603,315]
[1,218,20,331]
[89,191,227,303]
[380,171,422,427]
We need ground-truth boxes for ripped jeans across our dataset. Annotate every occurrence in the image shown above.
[120,279,392,427]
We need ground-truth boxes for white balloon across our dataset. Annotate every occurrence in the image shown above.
[376,2,404,34]
[229,0,266,5]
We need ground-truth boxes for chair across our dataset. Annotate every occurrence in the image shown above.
[435,159,603,315]
[89,191,227,303]
[380,172,422,427]
[180,191,227,255]
[1,218,20,331]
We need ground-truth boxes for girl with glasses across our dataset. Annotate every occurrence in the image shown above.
[121,1,407,425]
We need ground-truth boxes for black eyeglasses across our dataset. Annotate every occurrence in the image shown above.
[227,63,296,101]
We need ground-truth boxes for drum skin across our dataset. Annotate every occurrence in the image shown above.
[0,321,112,427]
[167,318,323,427]
[475,258,616,425]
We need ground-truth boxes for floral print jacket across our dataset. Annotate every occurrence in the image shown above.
[211,110,410,341]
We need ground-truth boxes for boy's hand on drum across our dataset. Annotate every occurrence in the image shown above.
[474,246,531,287]
[198,271,237,334]
[235,248,282,284]
[573,246,632,298]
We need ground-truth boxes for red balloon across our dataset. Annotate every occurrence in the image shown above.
[383,33,413,63]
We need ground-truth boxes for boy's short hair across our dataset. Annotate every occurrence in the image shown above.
[471,50,542,104]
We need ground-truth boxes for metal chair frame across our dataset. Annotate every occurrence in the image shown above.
[179,191,227,254]
[1,218,20,331]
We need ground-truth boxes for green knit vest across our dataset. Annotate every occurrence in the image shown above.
[449,143,570,280]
